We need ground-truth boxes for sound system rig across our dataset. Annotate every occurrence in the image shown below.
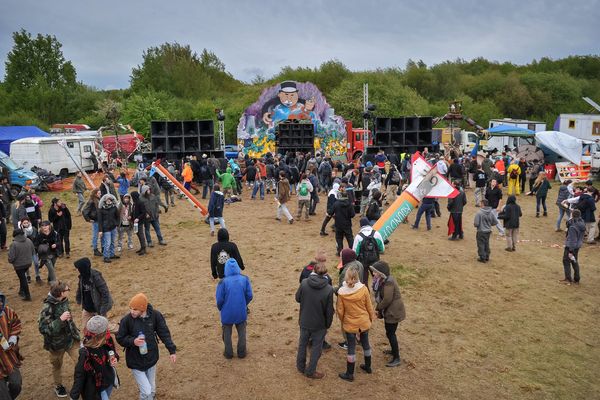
[275,122,315,154]
[149,120,224,161]
[365,116,433,161]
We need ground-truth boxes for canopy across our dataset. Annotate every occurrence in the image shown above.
[535,131,585,165]
[0,126,50,154]
[486,125,535,137]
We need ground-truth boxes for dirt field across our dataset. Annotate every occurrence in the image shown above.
[2,183,599,400]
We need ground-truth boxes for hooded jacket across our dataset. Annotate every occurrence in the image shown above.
[216,168,235,190]
[295,273,334,331]
[75,263,113,316]
[96,194,120,232]
[210,229,245,279]
[208,190,225,218]
[498,195,522,229]
[474,207,498,233]
[326,183,340,214]
[8,233,35,270]
[0,293,23,380]
[565,217,586,250]
[130,191,147,222]
[116,304,176,371]
[330,197,355,230]
[139,191,160,221]
[336,282,375,333]
[371,264,406,324]
[38,294,80,351]
[216,259,253,325]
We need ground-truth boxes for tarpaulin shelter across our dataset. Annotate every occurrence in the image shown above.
[534,130,589,165]
[0,126,50,154]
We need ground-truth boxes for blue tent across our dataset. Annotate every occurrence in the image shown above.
[0,126,50,154]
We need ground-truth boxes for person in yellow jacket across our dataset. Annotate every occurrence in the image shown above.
[336,265,375,381]
[506,161,521,196]
[181,162,194,191]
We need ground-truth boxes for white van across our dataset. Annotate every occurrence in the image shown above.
[10,136,97,176]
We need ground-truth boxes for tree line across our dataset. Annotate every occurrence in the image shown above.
[1,29,599,143]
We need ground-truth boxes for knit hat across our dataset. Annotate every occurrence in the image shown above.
[86,315,109,335]
[360,217,371,227]
[140,185,150,195]
[340,248,357,265]
[370,261,390,277]
[129,293,148,312]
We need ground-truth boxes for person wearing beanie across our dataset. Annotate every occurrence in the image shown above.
[116,294,176,400]
[8,228,35,301]
[0,291,24,399]
[330,185,356,255]
[353,218,384,278]
[74,257,114,331]
[370,261,405,367]
[337,265,375,381]
[338,249,365,290]
[216,259,253,359]
[70,315,120,399]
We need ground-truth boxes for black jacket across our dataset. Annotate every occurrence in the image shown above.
[82,200,98,222]
[498,196,522,229]
[76,269,113,315]
[210,229,245,279]
[48,206,72,233]
[35,230,60,259]
[485,186,503,209]
[576,193,596,223]
[116,304,176,371]
[130,192,147,222]
[330,198,355,230]
[447,190,467,213]
[97,206,119,232]
[295,273,334,331]
[70,343,118,400]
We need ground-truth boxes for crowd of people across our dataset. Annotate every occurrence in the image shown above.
[0,145,598,398]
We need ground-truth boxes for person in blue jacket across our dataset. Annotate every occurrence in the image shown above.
[216,259,253,359]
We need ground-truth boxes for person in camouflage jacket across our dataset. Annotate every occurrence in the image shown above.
[38,281,81,397]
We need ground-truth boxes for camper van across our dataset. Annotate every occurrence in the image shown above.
[10,136,97,176]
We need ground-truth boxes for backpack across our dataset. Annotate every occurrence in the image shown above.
[509,168,519,179]
[299,182,309,196]
[358,231,380,268]
[366,200,381,221]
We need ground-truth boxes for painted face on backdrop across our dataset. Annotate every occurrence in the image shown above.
[278,90,299,107]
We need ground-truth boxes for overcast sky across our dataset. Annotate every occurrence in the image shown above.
[1,0,599,90]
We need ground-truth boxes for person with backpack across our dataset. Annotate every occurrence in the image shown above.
[0,292,24,400]
[296,173,313,222]
[38,281,81,398]
[216,259,253,359]
[365,190,382,226]
[353,218,384,278]
[506,161,521,196]
[384,164,401,205]
[82,189,102,257]
[318,158,333,193]
[370,261,405,367]
[336,265,375,381]
[210,228,245,280]
[498,195,522,252]
[208,184,226,236]
[116,293,176,400]
[69,315,120,400]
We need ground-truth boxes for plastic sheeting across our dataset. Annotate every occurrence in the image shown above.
[534,131,585,165]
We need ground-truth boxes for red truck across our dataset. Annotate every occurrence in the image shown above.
[345,121,372,161]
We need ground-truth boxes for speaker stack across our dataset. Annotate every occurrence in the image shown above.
[366,116,433,161]
[276,122,315,154]
[149,120,224,161]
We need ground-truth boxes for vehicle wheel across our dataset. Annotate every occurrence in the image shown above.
[59,168,69,178]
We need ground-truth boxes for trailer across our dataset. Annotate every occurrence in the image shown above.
[10,136,97,177]
[489,118,547,132]
[555,114,600,142]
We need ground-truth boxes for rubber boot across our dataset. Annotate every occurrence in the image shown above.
[360,356,372,373]
[339,362,355,381]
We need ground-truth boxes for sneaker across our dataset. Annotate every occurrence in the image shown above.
[116,246,122,252]
[558,279,572,285]
[319,231,329,236]
[306,371,325,379]
[147,243,154,248]
[159,241,167,246]
[103,257,112,263]
[55,384,68,397]
[386,358,401,367]
[128,244,134,250]
[93,249,103,257]
[338,341,348,350]
[288,219,294,224]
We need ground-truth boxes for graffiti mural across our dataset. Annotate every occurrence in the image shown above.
[237,81,347,158]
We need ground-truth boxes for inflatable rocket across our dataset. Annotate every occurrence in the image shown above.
[373,154,459,240]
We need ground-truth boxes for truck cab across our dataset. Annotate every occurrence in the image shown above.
[0,150,41,195]
[346,121,373,161]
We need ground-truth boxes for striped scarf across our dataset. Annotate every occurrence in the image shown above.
[0,307,23,379]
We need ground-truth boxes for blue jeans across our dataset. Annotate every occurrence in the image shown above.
[202,179,213,199]
[536,195,547,214]
[145,219,164,244]
[100,385,113,400]
[414,203,433,229]
[556,205,570,229]
[102,228,117,258]
[251,180,265,199]
[91,222,99,250]
[131,365,156,400]
[209,217,226,233]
